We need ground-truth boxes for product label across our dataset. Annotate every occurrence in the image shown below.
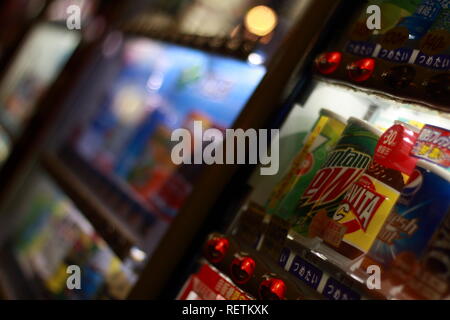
[346,41,376,57]
[414,52,450,69]
[300,148,371,208]
[178,264,252,300]
[378,46,413,63]
[369,166,450,267]
[267,116,328,212]
[412,124,450,169]
[289,255,323,290]
[338,178,387,232]
[322,277,361,300]
[294,147,372,236]
[415,0,442,21]
[376,212,419,245]
[268,113,346,220]
[330,174,396,253]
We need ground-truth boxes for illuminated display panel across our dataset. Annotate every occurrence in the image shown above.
[70,37,266,218]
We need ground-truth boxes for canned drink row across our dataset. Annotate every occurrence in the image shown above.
[264,109,450,298]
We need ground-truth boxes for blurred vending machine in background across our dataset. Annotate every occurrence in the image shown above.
[0,0,108,169]
[0,0,334,299]
[176,0,450,301]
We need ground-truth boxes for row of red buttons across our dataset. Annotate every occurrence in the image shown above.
[315,51,376,82]
[204,236,287,300]
[315,51,450,97]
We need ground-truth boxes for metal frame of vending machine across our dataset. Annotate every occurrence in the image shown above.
[171,0,450,301]
[128,0,349,299]
[0,0,346,299]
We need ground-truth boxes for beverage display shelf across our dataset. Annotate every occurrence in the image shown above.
[228,206,389,300]
[41,152,145,260]
[57,147,172,256]
[280,231,387,300]
[122,20,258,62]
[61,146,173,223]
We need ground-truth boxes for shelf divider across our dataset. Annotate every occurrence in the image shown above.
[42,152,144,260]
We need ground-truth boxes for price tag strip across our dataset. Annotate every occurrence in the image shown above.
[344,40,450,71]
[279,248,363,300]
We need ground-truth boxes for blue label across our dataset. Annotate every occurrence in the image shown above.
[378,47,413,63]
[278,248,291,269]
[397,0,443,38]
[346,41,376,57]
[323,277,361,300]
[369,166,450,266]
[289,255,323,290]
[415,0,442,21]
[415,52,450,70]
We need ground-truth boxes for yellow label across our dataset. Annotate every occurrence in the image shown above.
[267,116,328,209]
[332,174,400,253]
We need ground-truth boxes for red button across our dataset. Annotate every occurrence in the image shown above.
[204,237,229,263]
[347,58,375,82]
[259,278,286,300]
[315,52,342,75]
[230,257,256,284]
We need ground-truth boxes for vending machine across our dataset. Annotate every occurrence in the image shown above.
[177,0,450,300]
[0,0,320,299]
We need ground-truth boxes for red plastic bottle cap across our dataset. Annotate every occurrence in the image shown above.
[204,237,229,263]
[374,122,419,176]
[315,52,342,75]
[259,278,286,300]
[347,58,375,82]
[230,257,256,284]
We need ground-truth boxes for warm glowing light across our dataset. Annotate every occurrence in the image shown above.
[247,52,265,65]
[244,6,278,37]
